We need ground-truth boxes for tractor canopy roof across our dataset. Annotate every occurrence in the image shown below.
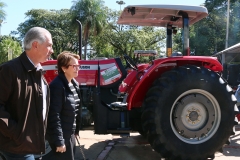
[117,4,208,28]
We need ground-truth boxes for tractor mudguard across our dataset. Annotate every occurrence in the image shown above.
[125,56,223,110]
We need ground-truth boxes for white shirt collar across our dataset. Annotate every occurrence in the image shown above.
[27,56,43,71]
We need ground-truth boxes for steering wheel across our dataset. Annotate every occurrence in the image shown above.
[124,55,138,70]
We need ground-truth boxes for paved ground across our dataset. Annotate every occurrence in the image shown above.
[1,125,240,160]
[75,125,240,160]
[74,130,162,160]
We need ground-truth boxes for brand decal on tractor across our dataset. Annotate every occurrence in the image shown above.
[101,66,121,83]
[80,65,90,69]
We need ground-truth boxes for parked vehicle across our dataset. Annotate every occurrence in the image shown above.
[41,4,238,160]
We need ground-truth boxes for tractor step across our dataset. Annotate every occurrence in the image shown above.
[110,102,127,110]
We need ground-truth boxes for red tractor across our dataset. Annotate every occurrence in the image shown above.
[42,4,238,160]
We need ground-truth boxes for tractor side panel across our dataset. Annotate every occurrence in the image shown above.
[77,58,126,86]
[126,56,223,110]
[41,60,58,83]
[41,58,126,87]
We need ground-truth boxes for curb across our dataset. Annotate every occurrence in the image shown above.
[96,141,115,160]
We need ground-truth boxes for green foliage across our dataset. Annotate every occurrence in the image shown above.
[205,0,238,13]
[12,1,240,58]
[0,1,6,21]
[71,0,107,59]
[0,36,22,64]
[89,9,166,59]
[173,0,240,56]
[16,9,79,59]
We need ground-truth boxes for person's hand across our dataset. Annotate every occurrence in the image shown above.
[56,144,66,153]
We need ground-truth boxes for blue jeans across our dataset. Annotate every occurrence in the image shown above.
[0,151,34,160]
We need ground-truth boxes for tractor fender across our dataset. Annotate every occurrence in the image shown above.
[126,56,223,110]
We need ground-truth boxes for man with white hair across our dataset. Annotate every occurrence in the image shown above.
[0,27,53,160]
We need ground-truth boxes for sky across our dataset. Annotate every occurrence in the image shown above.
[0,0,205,36]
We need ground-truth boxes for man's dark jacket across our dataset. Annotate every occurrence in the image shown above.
[0,52,50,154]
[46,73,81,147]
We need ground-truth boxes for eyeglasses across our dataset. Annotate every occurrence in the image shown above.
[68,64,80,70]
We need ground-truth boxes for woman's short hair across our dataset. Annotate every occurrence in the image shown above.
[23,27,51,50]
[57,51,80,73]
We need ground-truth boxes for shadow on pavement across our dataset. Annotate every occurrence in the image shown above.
[105,134,162,160]
[220,132,240,158]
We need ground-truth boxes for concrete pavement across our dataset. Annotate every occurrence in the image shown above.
[74,131,162,160]
[75,125,240,160]
[0,125,240,160]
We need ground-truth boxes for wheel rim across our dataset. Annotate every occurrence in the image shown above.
[170,89,221,144]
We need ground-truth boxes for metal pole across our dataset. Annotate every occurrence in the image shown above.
[116,1,125,31]
[166,24,172,57]
[179,11,190,56]
[225,0,230,49]
[116,1,125,10]
[76,19,82,60]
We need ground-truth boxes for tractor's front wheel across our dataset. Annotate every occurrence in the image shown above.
[142,65,237,160]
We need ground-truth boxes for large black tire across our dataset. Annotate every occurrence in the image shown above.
[142,65,238,160]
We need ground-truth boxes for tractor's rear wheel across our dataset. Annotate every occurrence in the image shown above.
[142,65,237,160]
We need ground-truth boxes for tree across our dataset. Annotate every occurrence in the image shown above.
[16,9,79,59]
[200,0,240,54]
[205,0,238,13]
[89,9,166,59]
[102,26,165,57]
[0,1,6,21]
[172,0,240,56]
[71,0,107,60]
[0,36,22,64]
[228,1,240,47]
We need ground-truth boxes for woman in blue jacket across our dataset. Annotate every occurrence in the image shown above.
[46,51,81,160]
